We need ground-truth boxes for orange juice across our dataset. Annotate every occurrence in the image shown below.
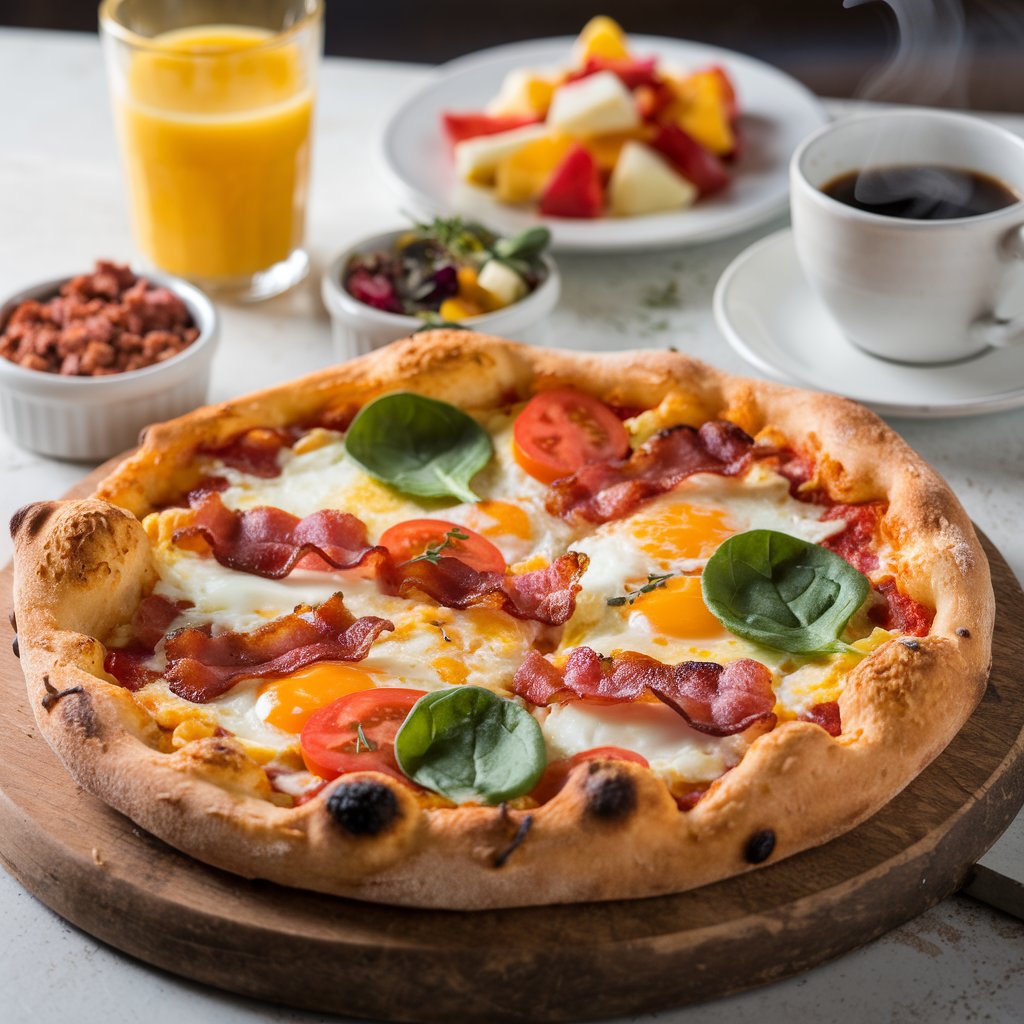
[117,25,313,280]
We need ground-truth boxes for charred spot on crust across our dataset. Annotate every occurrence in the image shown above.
[900,638,921,652]
[583,764,637,822]
[956,627,971,638]
[8,610,16,632]
[327,781,401,837]
[10,502,55,540]
[493,813,534,868]
[12,635,19,659]
[57,688,100,738]
[745,829,776,864]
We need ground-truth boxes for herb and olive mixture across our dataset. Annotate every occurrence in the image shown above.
[343,218,551,323]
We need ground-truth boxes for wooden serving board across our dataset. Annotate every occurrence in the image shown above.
[1,465,1023,1024]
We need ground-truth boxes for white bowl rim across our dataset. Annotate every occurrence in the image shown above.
[321,227,561,329]
[0,268,218,390]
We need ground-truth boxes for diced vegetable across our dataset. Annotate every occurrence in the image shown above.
[478,260,529,306]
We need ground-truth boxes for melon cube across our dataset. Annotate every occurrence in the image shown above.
[608,141,698,216]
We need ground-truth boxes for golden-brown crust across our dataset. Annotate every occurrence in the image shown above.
[11,332,994,909]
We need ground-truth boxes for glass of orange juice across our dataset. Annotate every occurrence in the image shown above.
[100,0,323,301]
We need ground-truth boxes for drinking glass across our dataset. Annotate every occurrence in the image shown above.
[100,0,323,301]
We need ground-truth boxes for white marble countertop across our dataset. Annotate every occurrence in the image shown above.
[0,28,1021,1024]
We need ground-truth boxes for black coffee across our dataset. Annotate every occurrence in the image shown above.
[821,165,1019,221]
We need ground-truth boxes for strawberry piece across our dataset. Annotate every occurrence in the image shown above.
[566,56,660,91]
[538,144,604,218]
[442,112,542,145]
[649,125,730,196]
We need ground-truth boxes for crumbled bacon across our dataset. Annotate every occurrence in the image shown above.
[822,502,885,575]
[513,648,776,737]
[546,419,763,523]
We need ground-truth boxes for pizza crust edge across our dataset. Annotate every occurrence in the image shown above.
[10,332,994,908]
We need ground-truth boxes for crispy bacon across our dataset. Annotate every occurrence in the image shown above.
[801,700,842,736]
[822,502,885,575]
[546,420,762,523]
[103,595,192,691]
[388,551,588,627]
[513,647,776,737]
[163,593,394,703]
[200,427,296,478]
[175,492,388,579]
[104,645,159,692]
[869,577,933,637]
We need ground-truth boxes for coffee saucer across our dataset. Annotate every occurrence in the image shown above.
[713,228,1024,418]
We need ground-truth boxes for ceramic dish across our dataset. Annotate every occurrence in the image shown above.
[382,36,828,252]
[321,229,560,360]
[713,228,1024,418]
[0,271,218,460]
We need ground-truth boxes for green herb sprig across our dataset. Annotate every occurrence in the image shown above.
[411,527,470,565]
[607,572,677,607]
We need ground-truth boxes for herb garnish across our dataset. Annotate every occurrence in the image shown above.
[411,527,470,565]
[353,722,377,754]
[607,572,677,606]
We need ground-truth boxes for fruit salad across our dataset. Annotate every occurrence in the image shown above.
[344,218,551,323]
[442,17,740,219]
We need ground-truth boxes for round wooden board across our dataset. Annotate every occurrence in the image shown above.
[1,463,1023,1024]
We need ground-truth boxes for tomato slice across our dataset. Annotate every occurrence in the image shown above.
[530,745,649,804]
[300,687,427,783]
[513,389,630,484]
[569,746,650,769]
[378,518,506,574]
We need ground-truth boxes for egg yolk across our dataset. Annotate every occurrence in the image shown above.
[474,500,532,540]
[256,663,378,733]
[632,575,726,639]
[631,501,737,562]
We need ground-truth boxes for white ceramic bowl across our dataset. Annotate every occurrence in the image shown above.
[321,229,561,360]
[0,271,218,461]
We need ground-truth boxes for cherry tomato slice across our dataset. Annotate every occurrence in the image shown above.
[512,389,630,484]
[568,746,650,769]
[378,519,506,574]
[530,745,650,804]
[300,687,427,783]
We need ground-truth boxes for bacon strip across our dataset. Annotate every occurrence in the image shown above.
[388,551,588,627]
[869,577,933,637]
[546,420,763,523]
[103,595,192,692]
[822,502,884,575]
[175,492,389,579]
[199,427,296,478]
[801,700,842,736]
[513,647,776,736]
[163,593,394,704]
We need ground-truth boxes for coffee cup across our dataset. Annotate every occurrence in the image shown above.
[790,108,1024,364]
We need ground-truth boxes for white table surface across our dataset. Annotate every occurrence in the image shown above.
[0,28,1021,1024]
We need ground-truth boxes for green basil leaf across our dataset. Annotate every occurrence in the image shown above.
[493,226,552,263]
[344,391,493,503]
[701,529,870,655]
[394,686,547,804]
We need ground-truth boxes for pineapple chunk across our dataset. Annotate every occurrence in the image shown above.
[608,141,698,216]
[574,15,631,62]
[486,69,558,118]
[547,71,640,138]
[495,134,575,203]
[454,124,549,185]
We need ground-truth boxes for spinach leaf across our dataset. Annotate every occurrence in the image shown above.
[701,529,870,655]
[394,686,547,804]
[344,391,493,503]
[493,226,552,264]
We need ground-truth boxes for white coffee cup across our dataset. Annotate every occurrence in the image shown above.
[790,108,1024,364]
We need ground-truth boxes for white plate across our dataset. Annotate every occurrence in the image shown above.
[713,228,1024,418]
[382,37,828,252]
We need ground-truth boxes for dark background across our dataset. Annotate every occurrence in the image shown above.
[2,0,1021,110]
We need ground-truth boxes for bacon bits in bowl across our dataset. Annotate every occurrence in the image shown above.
[0,261,218,460]
[321,219,560,360]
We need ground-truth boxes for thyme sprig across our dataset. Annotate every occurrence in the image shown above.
[607,572,677,607]
[411,527,470,565]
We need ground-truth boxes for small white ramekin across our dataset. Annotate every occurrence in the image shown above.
[321,229,561,361]
[0,271,218,461]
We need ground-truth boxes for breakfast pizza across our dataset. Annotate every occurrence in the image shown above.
[9,333,993,909]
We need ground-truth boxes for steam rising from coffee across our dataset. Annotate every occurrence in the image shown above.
[842,0,981,213]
